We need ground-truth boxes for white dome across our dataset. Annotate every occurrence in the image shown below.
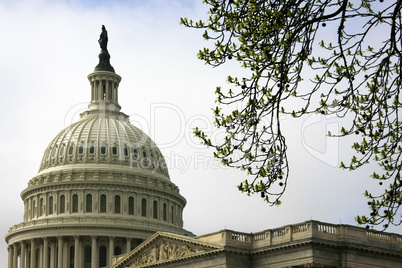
[38,110,170,179]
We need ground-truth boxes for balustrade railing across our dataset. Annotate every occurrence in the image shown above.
[292,222,310,233]
[317,223,336,234]
[11,219,402,250]
[230,232,250,242]
[366,231,390,241]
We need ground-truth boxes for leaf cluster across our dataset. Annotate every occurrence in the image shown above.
[181,0,402,229]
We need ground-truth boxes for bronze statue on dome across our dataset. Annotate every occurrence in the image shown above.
[98,25,108,51]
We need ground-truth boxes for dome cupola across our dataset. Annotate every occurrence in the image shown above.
[5,26,192,268]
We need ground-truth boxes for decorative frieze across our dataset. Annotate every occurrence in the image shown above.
[131,241,200,266]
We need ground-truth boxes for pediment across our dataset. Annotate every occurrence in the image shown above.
[113,232,223,267]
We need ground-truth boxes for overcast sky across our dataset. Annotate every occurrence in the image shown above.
[0,0,399,265]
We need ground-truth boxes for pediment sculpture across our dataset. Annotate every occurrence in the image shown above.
[130,240,205,266]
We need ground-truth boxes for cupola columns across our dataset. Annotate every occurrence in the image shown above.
[87,71,122,112]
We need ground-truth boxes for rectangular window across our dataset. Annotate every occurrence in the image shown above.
[115,195,121,214]
[86,194,92,212]
[72,194,78,213]
[60,195,65,213]
[153,201,158,219]
[141,198,147,217]
[100,194,107,213]
[128,197,134,215]
[49,197,53,214]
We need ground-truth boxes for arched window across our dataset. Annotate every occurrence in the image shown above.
[142,151,147,159]
[78,143,84,155]
[47,246,51,267]
[69,246,74,268]
[40,198,44,216]
[114,195,121,214]
[72,194,78,213]
[89,143,95,154]
[86,194,92,213]
[112,145,118,155]
[100,194,107,213]
[59,145,65,156]
[49,196,53,214]
[36,248,40,268]
[153,200,158,219]
[84,245,91,268]
[101,144,107,155]
[68,144,74,155]
[99,245,107,267]
[128,196,134,215]
[141,198,147,217]
[163,203,167,221]
[60,195,65,214]
[123,145,129,157]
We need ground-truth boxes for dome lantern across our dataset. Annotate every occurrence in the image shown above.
[87,25,122,112]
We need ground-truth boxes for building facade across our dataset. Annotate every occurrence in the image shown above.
[111,220,402,268]
[5,29,192,268]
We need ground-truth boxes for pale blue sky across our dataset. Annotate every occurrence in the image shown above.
[0,0,399,266]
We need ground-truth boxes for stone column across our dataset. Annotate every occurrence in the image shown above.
[13,244,18,268]
[7,245,13,268]
[50,241,55,268]
[108,237,114,266]
[74,236,79,268]
[39,244,43,268]
[62,241,68,268]
[126,238,132,253]
[21,241,26,268]
[57,237,63,268]
[105,80,110,100]
[91,236,97,268]
[43,237,48,268]
[30,239,36,268]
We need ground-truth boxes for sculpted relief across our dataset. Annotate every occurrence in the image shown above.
[130,240,205,267]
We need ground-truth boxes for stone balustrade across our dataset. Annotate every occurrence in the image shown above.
[196,220,402,252]
[8,216,183,237]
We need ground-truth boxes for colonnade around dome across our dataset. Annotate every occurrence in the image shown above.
[8,235,144,268]
[21,185,184,226]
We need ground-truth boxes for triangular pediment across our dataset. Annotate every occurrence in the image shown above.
[112,232,223,267]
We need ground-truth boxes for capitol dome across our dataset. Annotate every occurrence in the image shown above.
[38,106,170,179]
[5,27,192,268]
